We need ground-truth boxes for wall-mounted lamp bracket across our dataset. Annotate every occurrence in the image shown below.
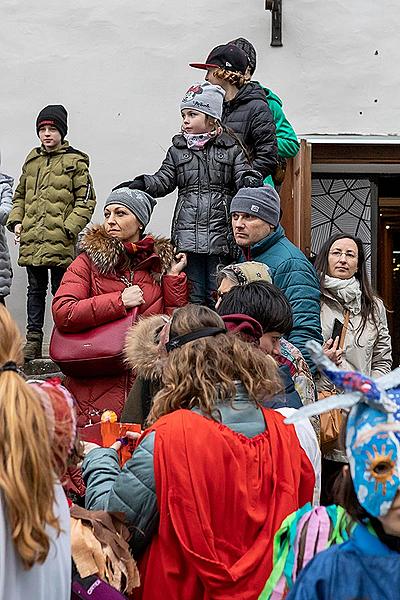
[265,0,282,47]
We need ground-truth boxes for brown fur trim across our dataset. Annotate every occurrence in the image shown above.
[80,225,176,275]
[124,314,168,379]
[80,225,124,274]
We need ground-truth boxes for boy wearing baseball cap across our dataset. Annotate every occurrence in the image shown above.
[114,82,262,307]
[7,104,96,361]
[190,43,278,181]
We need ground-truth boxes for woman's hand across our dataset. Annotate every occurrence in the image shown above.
[323,337,343,365]
[14,223,22,244]
[167,252,187,276]
[121,285,145,308]
[111,430,142,451]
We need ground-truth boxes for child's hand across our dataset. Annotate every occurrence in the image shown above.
[82,441,101,456]
[168,252,187,276]
[14,223,22,244]
[112,180,135,191]
[111,430,142,451]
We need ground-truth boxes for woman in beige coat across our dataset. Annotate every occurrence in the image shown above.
[315,233,392,378]
[314,232,392,500]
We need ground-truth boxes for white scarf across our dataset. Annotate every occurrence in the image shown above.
[323,275,362,315]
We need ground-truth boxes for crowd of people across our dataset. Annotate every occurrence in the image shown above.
[0,35,398,600]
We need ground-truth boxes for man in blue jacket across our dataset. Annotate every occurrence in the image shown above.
[230,185,322,374]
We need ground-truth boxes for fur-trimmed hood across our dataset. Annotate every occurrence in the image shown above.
[79,225,176,275]
[124,314,168,380]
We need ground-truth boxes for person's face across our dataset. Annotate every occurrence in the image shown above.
[214,277,235,309]
[181,109,212,134]
[205,68,222,86]
[38,125,62,151]
[104,204,142,243]
[378,490,400,536]
[327,238,359,279]
[260,332,282,358]
[232,212,273,247]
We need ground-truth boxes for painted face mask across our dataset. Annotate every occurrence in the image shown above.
[347,402,400,516]
[285,340,400,517]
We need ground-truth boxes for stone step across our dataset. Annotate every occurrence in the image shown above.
[22,358,64,380]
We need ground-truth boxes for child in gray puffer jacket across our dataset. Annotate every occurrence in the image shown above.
[114,82,262,307]
[0,158,13,303]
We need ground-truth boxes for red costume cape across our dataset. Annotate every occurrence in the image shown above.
[137,407,315,600]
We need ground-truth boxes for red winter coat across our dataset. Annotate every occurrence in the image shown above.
[52,226,187,426]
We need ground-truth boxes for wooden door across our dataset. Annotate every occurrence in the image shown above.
[280,139,312,254]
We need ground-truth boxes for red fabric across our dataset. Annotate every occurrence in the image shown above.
[123,236,155,264]
[52,249,187,426]
[222,313,263,344]
[137,408,315,600]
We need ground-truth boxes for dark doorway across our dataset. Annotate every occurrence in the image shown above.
[377,175,400,368]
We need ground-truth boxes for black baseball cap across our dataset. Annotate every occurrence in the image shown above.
[190,43,248,74]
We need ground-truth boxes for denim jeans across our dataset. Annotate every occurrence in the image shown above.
[26,266,66,332]
[185,253,228,308]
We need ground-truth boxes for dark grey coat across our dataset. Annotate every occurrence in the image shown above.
[138,133,258,255]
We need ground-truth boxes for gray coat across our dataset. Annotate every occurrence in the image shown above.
[0,173,13,297]
[138,133,259,255]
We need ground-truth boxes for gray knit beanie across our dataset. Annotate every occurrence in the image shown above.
[229,185,280,227]
[104,188,157,228]
[180,82,225,120]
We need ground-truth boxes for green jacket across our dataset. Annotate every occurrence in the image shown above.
[257,85,300,187]
[7,141,96,267]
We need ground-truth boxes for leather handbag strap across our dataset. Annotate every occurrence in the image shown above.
[339,310,350,349]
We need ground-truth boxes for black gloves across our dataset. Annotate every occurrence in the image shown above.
[112,177,146,192]
[241,170,263,188]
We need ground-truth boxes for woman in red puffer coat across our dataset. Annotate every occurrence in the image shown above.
[52,187,187,427]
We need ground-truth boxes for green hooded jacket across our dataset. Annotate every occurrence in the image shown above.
[257,85,300,187]
[7,141,96,267]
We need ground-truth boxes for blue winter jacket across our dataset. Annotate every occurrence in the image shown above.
[240,225,322,374]
[82,386,272,557]
[287,523,400,600]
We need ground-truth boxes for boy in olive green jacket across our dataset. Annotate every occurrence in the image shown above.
[7,104,96,360]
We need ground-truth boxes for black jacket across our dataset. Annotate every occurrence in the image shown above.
[222,82,278,179]
[138,132,259,255]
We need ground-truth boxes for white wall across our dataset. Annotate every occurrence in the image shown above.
[2,0,399,340]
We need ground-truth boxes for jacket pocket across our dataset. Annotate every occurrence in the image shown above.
[214,149,231,166]
[175,151,193,166]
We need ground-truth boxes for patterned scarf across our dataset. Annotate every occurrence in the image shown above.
[182,125,222,150]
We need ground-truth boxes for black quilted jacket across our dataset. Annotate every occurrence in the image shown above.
[139,133,258,255]
[222,82,278,179]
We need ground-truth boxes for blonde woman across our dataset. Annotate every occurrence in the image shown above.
[0,305,73,599]
[83,304,315,599]
[190,43,278,179]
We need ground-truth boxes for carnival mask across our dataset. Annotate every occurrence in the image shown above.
[286,341,400,517]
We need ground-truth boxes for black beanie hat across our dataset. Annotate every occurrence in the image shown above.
[230,38,257,74]
[36,105,68,139]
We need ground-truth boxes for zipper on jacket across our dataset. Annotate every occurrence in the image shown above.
[34,169,41,195]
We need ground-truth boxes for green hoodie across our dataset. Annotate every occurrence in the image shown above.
[256,84,300,186]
